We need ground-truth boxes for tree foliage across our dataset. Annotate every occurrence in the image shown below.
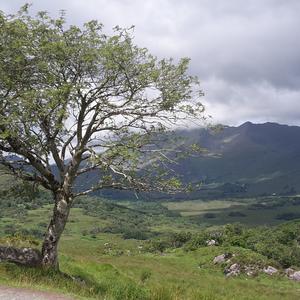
[0,5,205,197]
[0,5,205,268]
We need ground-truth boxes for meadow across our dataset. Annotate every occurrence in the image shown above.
[1,191,300,299]
[162,196,300,226]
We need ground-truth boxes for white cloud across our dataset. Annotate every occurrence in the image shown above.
[202,77,300,125]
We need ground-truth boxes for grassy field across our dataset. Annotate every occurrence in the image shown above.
[1,197,300,299]
[2,246,300,300]
[163,196,300,226]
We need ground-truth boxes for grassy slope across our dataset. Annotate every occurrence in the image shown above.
[0,204,300,299]
[163,197,300,226]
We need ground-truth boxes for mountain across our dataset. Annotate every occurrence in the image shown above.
[171,122,300,199]
[3,122,299,200]
[94,122,300,200]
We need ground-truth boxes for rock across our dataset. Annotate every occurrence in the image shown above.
[229,263,239,271]
[226,271,239,277]
[213,254,226,264]
[263,266,278,275]
[0,246,41,267]
[213,253,232,264]
[225,263,240,277]
[244,265,257,277]
[289,271,300,281]
[206,239,217,246]
[285,268,295,276]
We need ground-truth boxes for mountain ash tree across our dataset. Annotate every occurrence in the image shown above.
[0,6,205,269]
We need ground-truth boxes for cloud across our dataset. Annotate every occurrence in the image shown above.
[1,0,300,125]
[202,77,300,126]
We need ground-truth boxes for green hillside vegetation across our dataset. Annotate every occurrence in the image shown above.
[76,122,300,201]
[1,191,300,299]
[163,196,300,225]
[166,123,300,199]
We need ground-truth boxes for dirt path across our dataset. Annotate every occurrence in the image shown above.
[0,286,74,300]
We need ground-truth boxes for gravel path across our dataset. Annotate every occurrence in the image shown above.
[0,286,74,300]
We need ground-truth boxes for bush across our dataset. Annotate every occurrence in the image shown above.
[184,232,210,251]
[146,239,172,253]
[122,230,149,240]
[169,232,192,248]
[0,233,40,248]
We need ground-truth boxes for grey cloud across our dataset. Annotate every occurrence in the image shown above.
[1,0,299,125]
[202,78,300,125]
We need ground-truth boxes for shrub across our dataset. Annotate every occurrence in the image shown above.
[169,232,192,248]
[146,239,171,253]
[122,230,149,240]
[184,232,210,251]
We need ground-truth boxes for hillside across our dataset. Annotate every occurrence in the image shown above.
[166,122,300,199]
[1,194,300,299]
[2,125,300,299]
[3,122,299,200]
[93,122,300,200]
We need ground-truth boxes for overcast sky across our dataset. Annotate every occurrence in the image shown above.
[1,0,300,126]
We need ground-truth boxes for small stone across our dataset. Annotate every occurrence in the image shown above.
[289,271,300,281]
[263,266,278,275]
[225,263,241,277]
[226,270,240,277]
[213,253,232,264]
[224,263,241,277]
[229,263,239,271]
[285,268,295,276]
[213,254,226,264]
[206,239,217,246]
[244,265,257,277]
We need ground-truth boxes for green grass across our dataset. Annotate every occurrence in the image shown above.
[1,245,300,300]
[163,197,300,226]
[0,201,300,299]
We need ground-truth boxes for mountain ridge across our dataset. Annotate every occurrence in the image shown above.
[170,121,300,199]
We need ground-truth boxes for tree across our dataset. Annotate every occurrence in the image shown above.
[0,6,205,270]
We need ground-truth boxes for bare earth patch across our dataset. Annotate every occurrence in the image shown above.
[0,286,73,300]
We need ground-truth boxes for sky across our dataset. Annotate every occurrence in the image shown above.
[1,0,300,126]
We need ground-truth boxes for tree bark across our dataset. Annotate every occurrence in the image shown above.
[41,191,72,270]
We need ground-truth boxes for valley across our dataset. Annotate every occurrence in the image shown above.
[1,122,300,299]
[1,191,300,299]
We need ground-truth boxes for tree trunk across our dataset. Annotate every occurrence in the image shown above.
[41,191,72,270]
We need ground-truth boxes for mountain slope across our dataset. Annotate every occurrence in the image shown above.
[174,122,300,198]
[3,122,298,200]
